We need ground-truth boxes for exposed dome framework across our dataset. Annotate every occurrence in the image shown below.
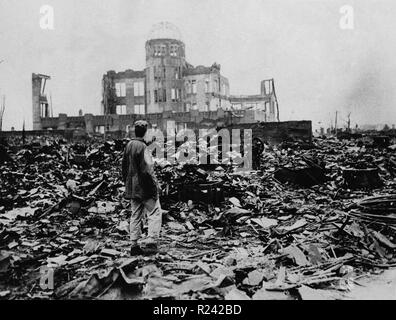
[148,22,183,41]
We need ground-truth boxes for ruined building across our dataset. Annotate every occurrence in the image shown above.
[36,23,282,136]
[32,74,51,130]
[102,23,279,131]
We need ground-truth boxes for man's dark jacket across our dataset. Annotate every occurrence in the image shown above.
[122,138,158,200]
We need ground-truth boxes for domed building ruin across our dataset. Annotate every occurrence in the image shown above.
[35,23,295,139]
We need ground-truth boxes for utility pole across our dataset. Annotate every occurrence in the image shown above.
[334,111,338,135]
[347,112,351,132]
[0,95,5,132]
[22,119,26,144]
[49,93,53,117]
[103,78,108,141]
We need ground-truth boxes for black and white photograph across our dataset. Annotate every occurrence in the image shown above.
[0,0,396,308]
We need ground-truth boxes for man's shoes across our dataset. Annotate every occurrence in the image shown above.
[144,242,158,255]
[130,245,144,256]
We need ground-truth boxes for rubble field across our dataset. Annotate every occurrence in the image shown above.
[0,134,396,300]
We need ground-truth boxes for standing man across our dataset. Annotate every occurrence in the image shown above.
[122,120,162,255]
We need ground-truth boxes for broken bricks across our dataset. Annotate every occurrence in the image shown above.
[0,133,396,301]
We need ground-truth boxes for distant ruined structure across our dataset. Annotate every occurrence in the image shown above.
[32,73,51,130]
[34,22,283,136]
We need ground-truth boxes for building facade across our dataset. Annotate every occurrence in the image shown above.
[101,22,278,126]
[34,23,280,135]
[229,79,279,122]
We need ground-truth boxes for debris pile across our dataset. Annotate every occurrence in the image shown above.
[0,135,395,300]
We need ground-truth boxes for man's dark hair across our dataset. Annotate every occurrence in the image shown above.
[134,120,148,138]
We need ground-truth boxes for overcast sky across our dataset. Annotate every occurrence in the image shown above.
[0,0,395,130]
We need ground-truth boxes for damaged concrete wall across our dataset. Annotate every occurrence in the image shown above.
[228,120,312,144]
